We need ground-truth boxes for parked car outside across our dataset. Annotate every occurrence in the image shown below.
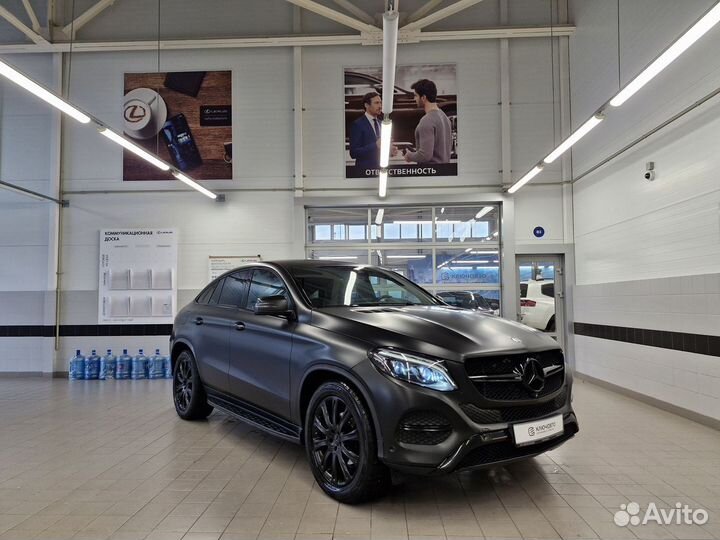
[520,280,556,332]
[171,261,577,503]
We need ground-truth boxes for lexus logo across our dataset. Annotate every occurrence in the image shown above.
[514,357,545,394]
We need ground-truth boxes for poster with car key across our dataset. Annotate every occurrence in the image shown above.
[344,64,458,179]
[123,71,232,181]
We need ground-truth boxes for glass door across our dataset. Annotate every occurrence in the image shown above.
[516,255,564,346]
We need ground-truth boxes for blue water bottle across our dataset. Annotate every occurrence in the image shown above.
[85,349,100,380]
[100,349,116,380]
[131,349,148,380]
[116,349,132,379]
[69,350,85,380]
[148,349,165,379]
[164,354,172,379]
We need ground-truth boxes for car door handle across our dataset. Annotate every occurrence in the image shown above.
[194,317,204,325]
[234,322,246,331]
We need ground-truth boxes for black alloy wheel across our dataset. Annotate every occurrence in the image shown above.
[173,350,213,420]
[305,381,390,503]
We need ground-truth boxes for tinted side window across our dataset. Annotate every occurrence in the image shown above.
[196,283,216,304]
[541,283,555,298]
[246,269,287,310]
[218,270,251,307]
[209,278,225,305]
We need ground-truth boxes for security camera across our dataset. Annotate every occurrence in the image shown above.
[644,161,655,181]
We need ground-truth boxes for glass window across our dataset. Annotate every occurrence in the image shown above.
[309,249,369,264]
[218,270,251,307]
[436,249,500,285]
[520,283,528,298]
[196,282,216,304]
[436,206,499,243]
[307,208,369,244]
[541,283,555,298]
[246,269,287,310]
[209,278,225,305]
[371,207,432,243]
[370,249,432,284]
[285,264,437,308]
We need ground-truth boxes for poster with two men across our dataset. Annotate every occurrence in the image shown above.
[344,63,458,179]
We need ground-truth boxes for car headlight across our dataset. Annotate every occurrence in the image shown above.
[368,348,457,392]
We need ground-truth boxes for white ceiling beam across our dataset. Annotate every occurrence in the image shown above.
[283,0,378,33]
[0,25,575,53]
[402,0,484,31]
[21,0,41,32]
[407,0,444,24]
[330,0,375,25]
[63,0,116,37]
[0,4,50,45]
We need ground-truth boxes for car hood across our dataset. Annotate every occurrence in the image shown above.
[312,305,559,362]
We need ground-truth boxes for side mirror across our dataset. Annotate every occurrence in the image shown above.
[254,295,291,316]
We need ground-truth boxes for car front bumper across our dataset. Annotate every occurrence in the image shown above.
[352,359,579,475]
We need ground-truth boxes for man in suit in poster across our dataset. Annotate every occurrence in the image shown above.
[349,92,383,172]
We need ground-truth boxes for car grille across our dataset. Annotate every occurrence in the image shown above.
[456,422,578,470]
[460,389,567,424]
[464,350,565,401]
[396,410,452,445]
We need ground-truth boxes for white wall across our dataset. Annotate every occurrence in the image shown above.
[570,0,720,420]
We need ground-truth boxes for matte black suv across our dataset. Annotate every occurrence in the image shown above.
[170,261,578,503]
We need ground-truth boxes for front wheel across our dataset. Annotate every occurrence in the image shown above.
[173,350,213,420]
[304,381,390,504]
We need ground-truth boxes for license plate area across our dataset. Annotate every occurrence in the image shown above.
[512,414,564,447]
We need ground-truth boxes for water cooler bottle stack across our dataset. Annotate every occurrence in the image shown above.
[69,348,172,380]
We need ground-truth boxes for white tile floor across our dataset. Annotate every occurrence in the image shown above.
[0,377,718,540]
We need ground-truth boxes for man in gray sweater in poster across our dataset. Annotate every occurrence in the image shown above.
[404,79,452,165]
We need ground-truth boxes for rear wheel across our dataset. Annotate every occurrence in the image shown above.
[304,381,390,504]
[173,350,213,420]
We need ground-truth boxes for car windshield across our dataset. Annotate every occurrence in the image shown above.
[287,265,440,308]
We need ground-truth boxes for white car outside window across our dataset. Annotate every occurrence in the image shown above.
[520,280,555,331]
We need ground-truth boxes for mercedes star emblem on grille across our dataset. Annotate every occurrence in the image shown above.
[514,357,546,394]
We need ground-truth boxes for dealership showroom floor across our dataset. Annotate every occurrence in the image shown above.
[0,378,718,540]
[2,1,720,540]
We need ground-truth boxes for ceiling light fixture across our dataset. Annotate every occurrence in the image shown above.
[172,172,218,200]
[379,120,393,167]
[543,113,604,163]
[610,2,720,107]
[379,170,388,198]
[474,206,494,219]
[508,164,544,194]
[99,128,170,171]
[386,255,426,259]
[318,256,358,260]
[375,208,385,225]
[0,59,91,124]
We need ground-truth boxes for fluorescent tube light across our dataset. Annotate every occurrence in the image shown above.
[379,120,393,167]
[387,255,426,259]
[172,171,218,200]
[610,3,720,107]
[344,271,357,305]
[543,114,604,163]
[318,256,358,260]
[100,128,170,171]
[374,208,385,225]
[379,170,388,198]
[508,165,544,194]
[474,206,494,219]
[470,251,499,255]
[0,59,91,124]
[382,10,399,113]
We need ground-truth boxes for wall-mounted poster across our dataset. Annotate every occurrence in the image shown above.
[344,64,458,179]
[123,71,232,181]
[98,229,178,324]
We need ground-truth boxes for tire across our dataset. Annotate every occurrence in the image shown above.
[173,350,213,420]
[545,316,556,333]
[304,381,390,504]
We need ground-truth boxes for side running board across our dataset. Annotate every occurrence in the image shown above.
[206,389,301,444]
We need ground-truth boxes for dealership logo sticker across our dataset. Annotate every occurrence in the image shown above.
[614,501,709,527]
